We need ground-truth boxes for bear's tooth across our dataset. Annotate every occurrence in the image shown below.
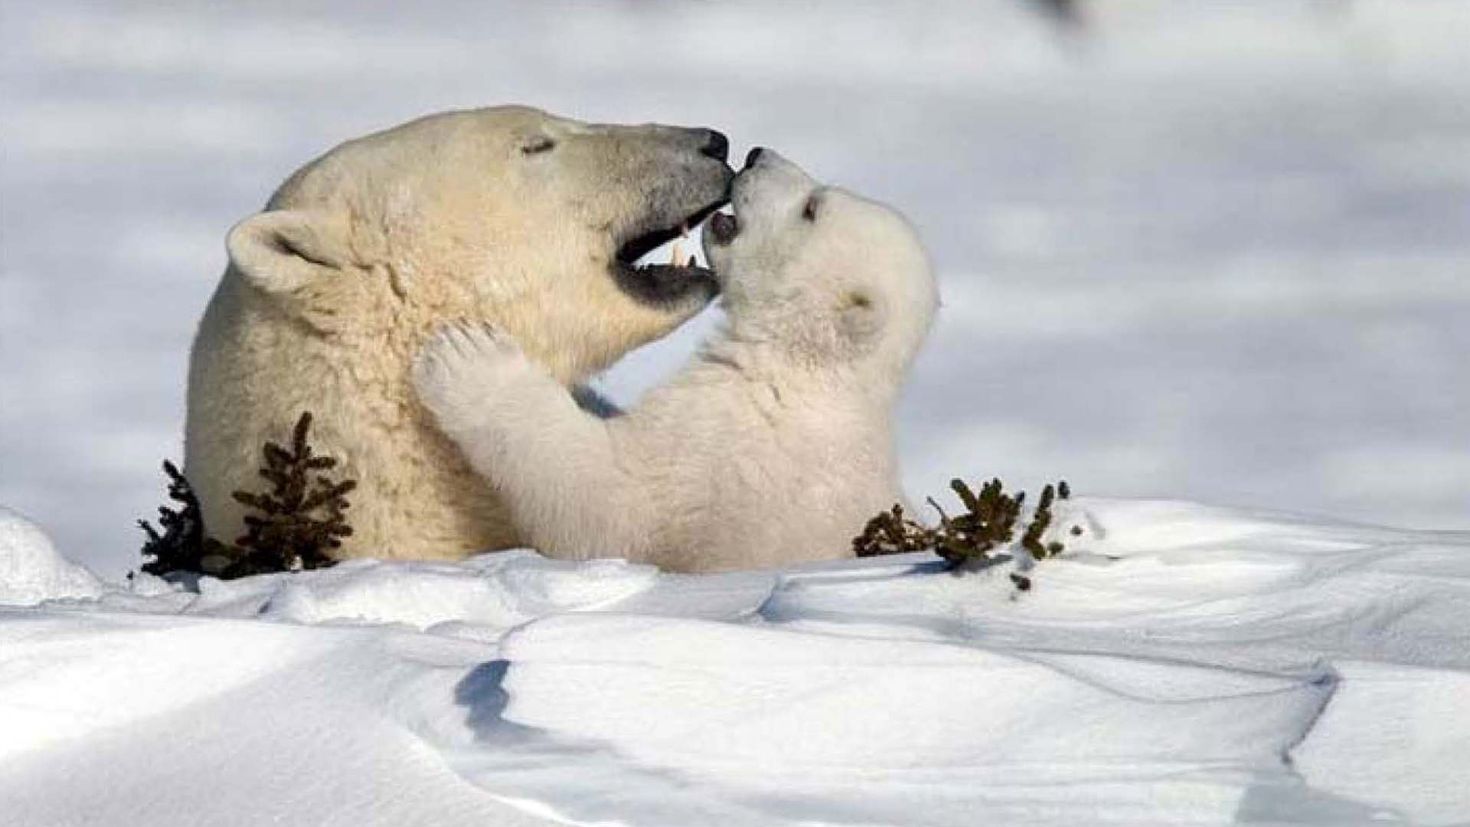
[670,240,684,266]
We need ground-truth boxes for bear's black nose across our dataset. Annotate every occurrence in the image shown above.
[744,146,765,169]
[700,130,730,162]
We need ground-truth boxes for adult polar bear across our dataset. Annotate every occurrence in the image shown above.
[186,106,732,564]
[415,150,937,571]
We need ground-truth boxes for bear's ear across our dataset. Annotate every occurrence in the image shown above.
[226,209,351,295]
[836,288,885,345]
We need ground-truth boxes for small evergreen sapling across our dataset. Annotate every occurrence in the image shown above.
[1021,483,1065,561]
[228,412,356,576]
[137,412,356,579]
[852,504,935,558]
[853,477,1076,587]
[138,460,229,576]
[929,478,1024,569]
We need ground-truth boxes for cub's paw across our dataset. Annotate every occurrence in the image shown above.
[412,322,531,421]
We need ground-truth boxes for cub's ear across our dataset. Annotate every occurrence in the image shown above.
[226,209,351,295]
[836,288,885,344]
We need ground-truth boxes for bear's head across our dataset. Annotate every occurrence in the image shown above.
[224,106,732,381]
[702,149,937,385]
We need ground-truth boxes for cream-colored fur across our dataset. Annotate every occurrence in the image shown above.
[185,106,732,562]
[414,151,937,572]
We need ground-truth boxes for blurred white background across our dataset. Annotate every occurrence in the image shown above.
[2,0,1467,575]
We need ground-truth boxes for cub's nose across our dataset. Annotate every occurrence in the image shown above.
[743,146,765,169]
[699,129,730,162]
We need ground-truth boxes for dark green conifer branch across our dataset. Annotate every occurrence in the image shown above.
[138,412,355,579]
[853,477,1077,587]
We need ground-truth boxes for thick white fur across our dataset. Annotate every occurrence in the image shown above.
[415,152,937,571]
[186,107,729,561]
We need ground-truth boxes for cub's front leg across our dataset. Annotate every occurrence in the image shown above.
[411,322,645,559]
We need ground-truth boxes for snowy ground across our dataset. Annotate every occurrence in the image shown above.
[2,1,1468,577]
[3,501,1468,825]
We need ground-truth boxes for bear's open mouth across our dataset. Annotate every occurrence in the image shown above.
[612,200,727,306]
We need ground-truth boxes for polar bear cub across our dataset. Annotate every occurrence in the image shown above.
[413,150,937,572]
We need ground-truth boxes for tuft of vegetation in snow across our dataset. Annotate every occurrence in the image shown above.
[854,477,1076,588]
[138,413,354,579]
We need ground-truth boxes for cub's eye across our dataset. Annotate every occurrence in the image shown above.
[802,195,820,222]
[521,136,556,155]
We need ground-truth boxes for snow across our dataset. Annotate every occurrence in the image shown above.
[3,0,1470,577]
[3,498,1468,825]
[1293,661,1470,823]
[0,506,102,605]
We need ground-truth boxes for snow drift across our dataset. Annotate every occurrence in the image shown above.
[0,506,102,605]
[2,497,1467,825]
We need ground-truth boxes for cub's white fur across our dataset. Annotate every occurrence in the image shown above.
[415,151,937,571]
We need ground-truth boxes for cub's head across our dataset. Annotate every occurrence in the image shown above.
[224,106,733,381]
[702,149,937,382]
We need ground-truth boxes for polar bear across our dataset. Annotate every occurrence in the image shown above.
[185,106,733,565]
[413,149,937,571]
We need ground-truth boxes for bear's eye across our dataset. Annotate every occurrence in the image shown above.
[521,136,557,155]
[802,195,820,222]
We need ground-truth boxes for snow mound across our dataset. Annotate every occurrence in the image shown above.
[1293,660,1470,824]
[2,498,1468,825]
[0,506,102,605]
[171,551,661,633]
[494,613,1332,825]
